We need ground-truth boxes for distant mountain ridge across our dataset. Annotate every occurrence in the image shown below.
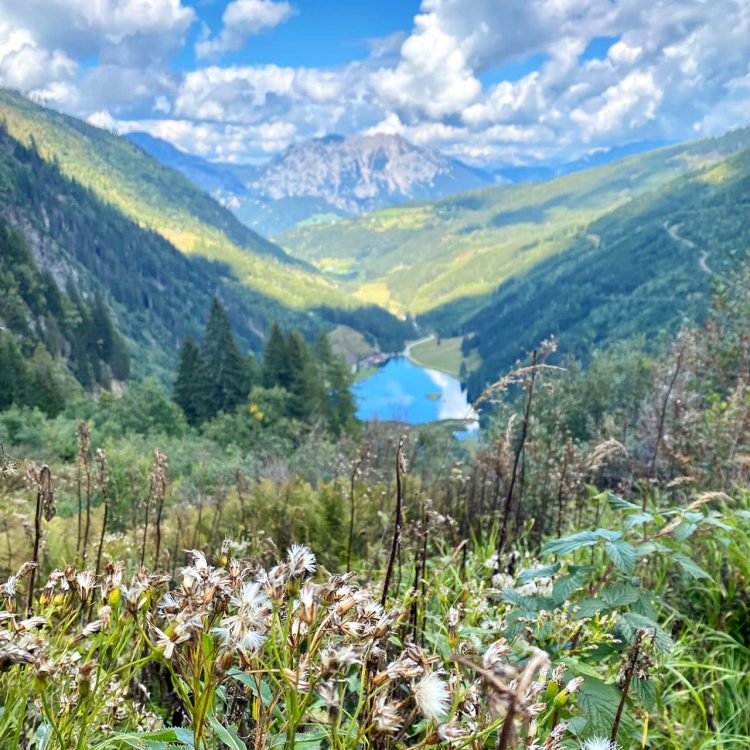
[127,131,497,235]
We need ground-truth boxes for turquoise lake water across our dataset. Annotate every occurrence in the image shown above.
[353,357,478,434]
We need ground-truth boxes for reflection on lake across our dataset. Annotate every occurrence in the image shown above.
[353,357,478,434]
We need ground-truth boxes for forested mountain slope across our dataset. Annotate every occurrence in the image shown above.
[449,147,750,396]
[0,89,344,311]
[278,128,750,314]
[0,123,306,377]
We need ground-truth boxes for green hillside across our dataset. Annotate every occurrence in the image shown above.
[447,148,750,396]
[0,89,346,311]
[278,128,750,315]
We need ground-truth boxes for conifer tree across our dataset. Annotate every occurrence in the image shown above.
[173,337,208,425]
[285,331,318,421]
[314,333,356,435]
[262,323,290,389]
[200,298,250,416]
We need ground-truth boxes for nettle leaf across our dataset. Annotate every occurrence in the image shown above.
[631,676,658,711]
[624,512,654,529]
[600,583,641,608]
[674,553,714,581]
[543,531,599,556]
[634,540,669,556]
[674,521,698,542]
[500,588,541,611]
[551,569,590,603]
[607,493,641,512]
[574,677,631,738]
[619,613,673,654]
[594,528,623,542]
[604,540,638,573]
[576,598,605,618]
[517,562,560,585]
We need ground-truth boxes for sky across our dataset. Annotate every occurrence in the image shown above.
[0,0,749,166]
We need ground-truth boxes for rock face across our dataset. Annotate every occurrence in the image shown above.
[127,132,496,234]
[251,133,495,214]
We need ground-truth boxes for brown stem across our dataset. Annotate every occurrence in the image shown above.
[27,465,51,615]
[649,345,685,481]
[381,436,406,607]
[611,629,646,745]
[95,450,110,578]
[498,350,538,557]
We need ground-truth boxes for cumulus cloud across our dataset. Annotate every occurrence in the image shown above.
[196,0,295,59]
[0,0,195,65]
[1,0,750,165]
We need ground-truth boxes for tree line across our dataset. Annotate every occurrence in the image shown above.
[173,298,356,435]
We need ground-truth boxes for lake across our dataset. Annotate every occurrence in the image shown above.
[353,357,478,434]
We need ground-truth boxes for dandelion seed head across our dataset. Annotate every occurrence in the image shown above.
[413,671,450,722]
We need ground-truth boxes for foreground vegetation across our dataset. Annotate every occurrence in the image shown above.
[1,268,750,748]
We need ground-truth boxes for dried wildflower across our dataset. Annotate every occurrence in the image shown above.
[75,570,96,605]
[436,718,471,744]
[580,739,620,750]
[287,544,316,577]
[371,694,402,736]
[299,581,317,624]
[413,671,450,722]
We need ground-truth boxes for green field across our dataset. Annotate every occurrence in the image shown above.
[278,128,750,318]
[407,336,479,377]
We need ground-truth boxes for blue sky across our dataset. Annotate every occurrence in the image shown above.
[0,1,749,166]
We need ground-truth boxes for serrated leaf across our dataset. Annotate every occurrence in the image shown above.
[209,715,246,750]
[517,562,560,585]
[542,531,599,557]
[631,676,657,711]
[604,540,637,573]
[619,613,673,654]
[576,598,606,617]
[675,519,699,540]
[600,583,640,608]
[117,729,193,749]
[674,553,713,581]
[624,512,653,529]
[551,570,590,603]
[594,528,623,541]
[607,493,641,512]
[575,677,627,738]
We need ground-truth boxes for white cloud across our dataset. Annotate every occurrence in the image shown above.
[196,0,295,59]
[2,0,750,166]
[0,0,195,65]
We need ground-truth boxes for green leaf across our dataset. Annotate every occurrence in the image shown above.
[674,553,713,581]
[209,714,246,750]
[542,531,599,557]
[593,528,623,541]
[551,570,590,603]
[607,494,641,512]
[116,729,194,749]
[631,676,657,711]
[574,677,628,738]
[619,613,673,654]
[604,540,637,573]
[600,583,641,608]
[674,521,698,542]
[228,669,274,705]
[576,598,605,617]
[624,512,653,529]
[517,562,560,585]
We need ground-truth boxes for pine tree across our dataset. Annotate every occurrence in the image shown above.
[200,298,250,417]
[285,331,318,421]
[262,323,290,389]
[174,337,209,426]
[314,333,356,435]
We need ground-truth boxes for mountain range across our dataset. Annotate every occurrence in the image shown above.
[2,86,750,401]
[0,88,411,384]
[127,131,497,235]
